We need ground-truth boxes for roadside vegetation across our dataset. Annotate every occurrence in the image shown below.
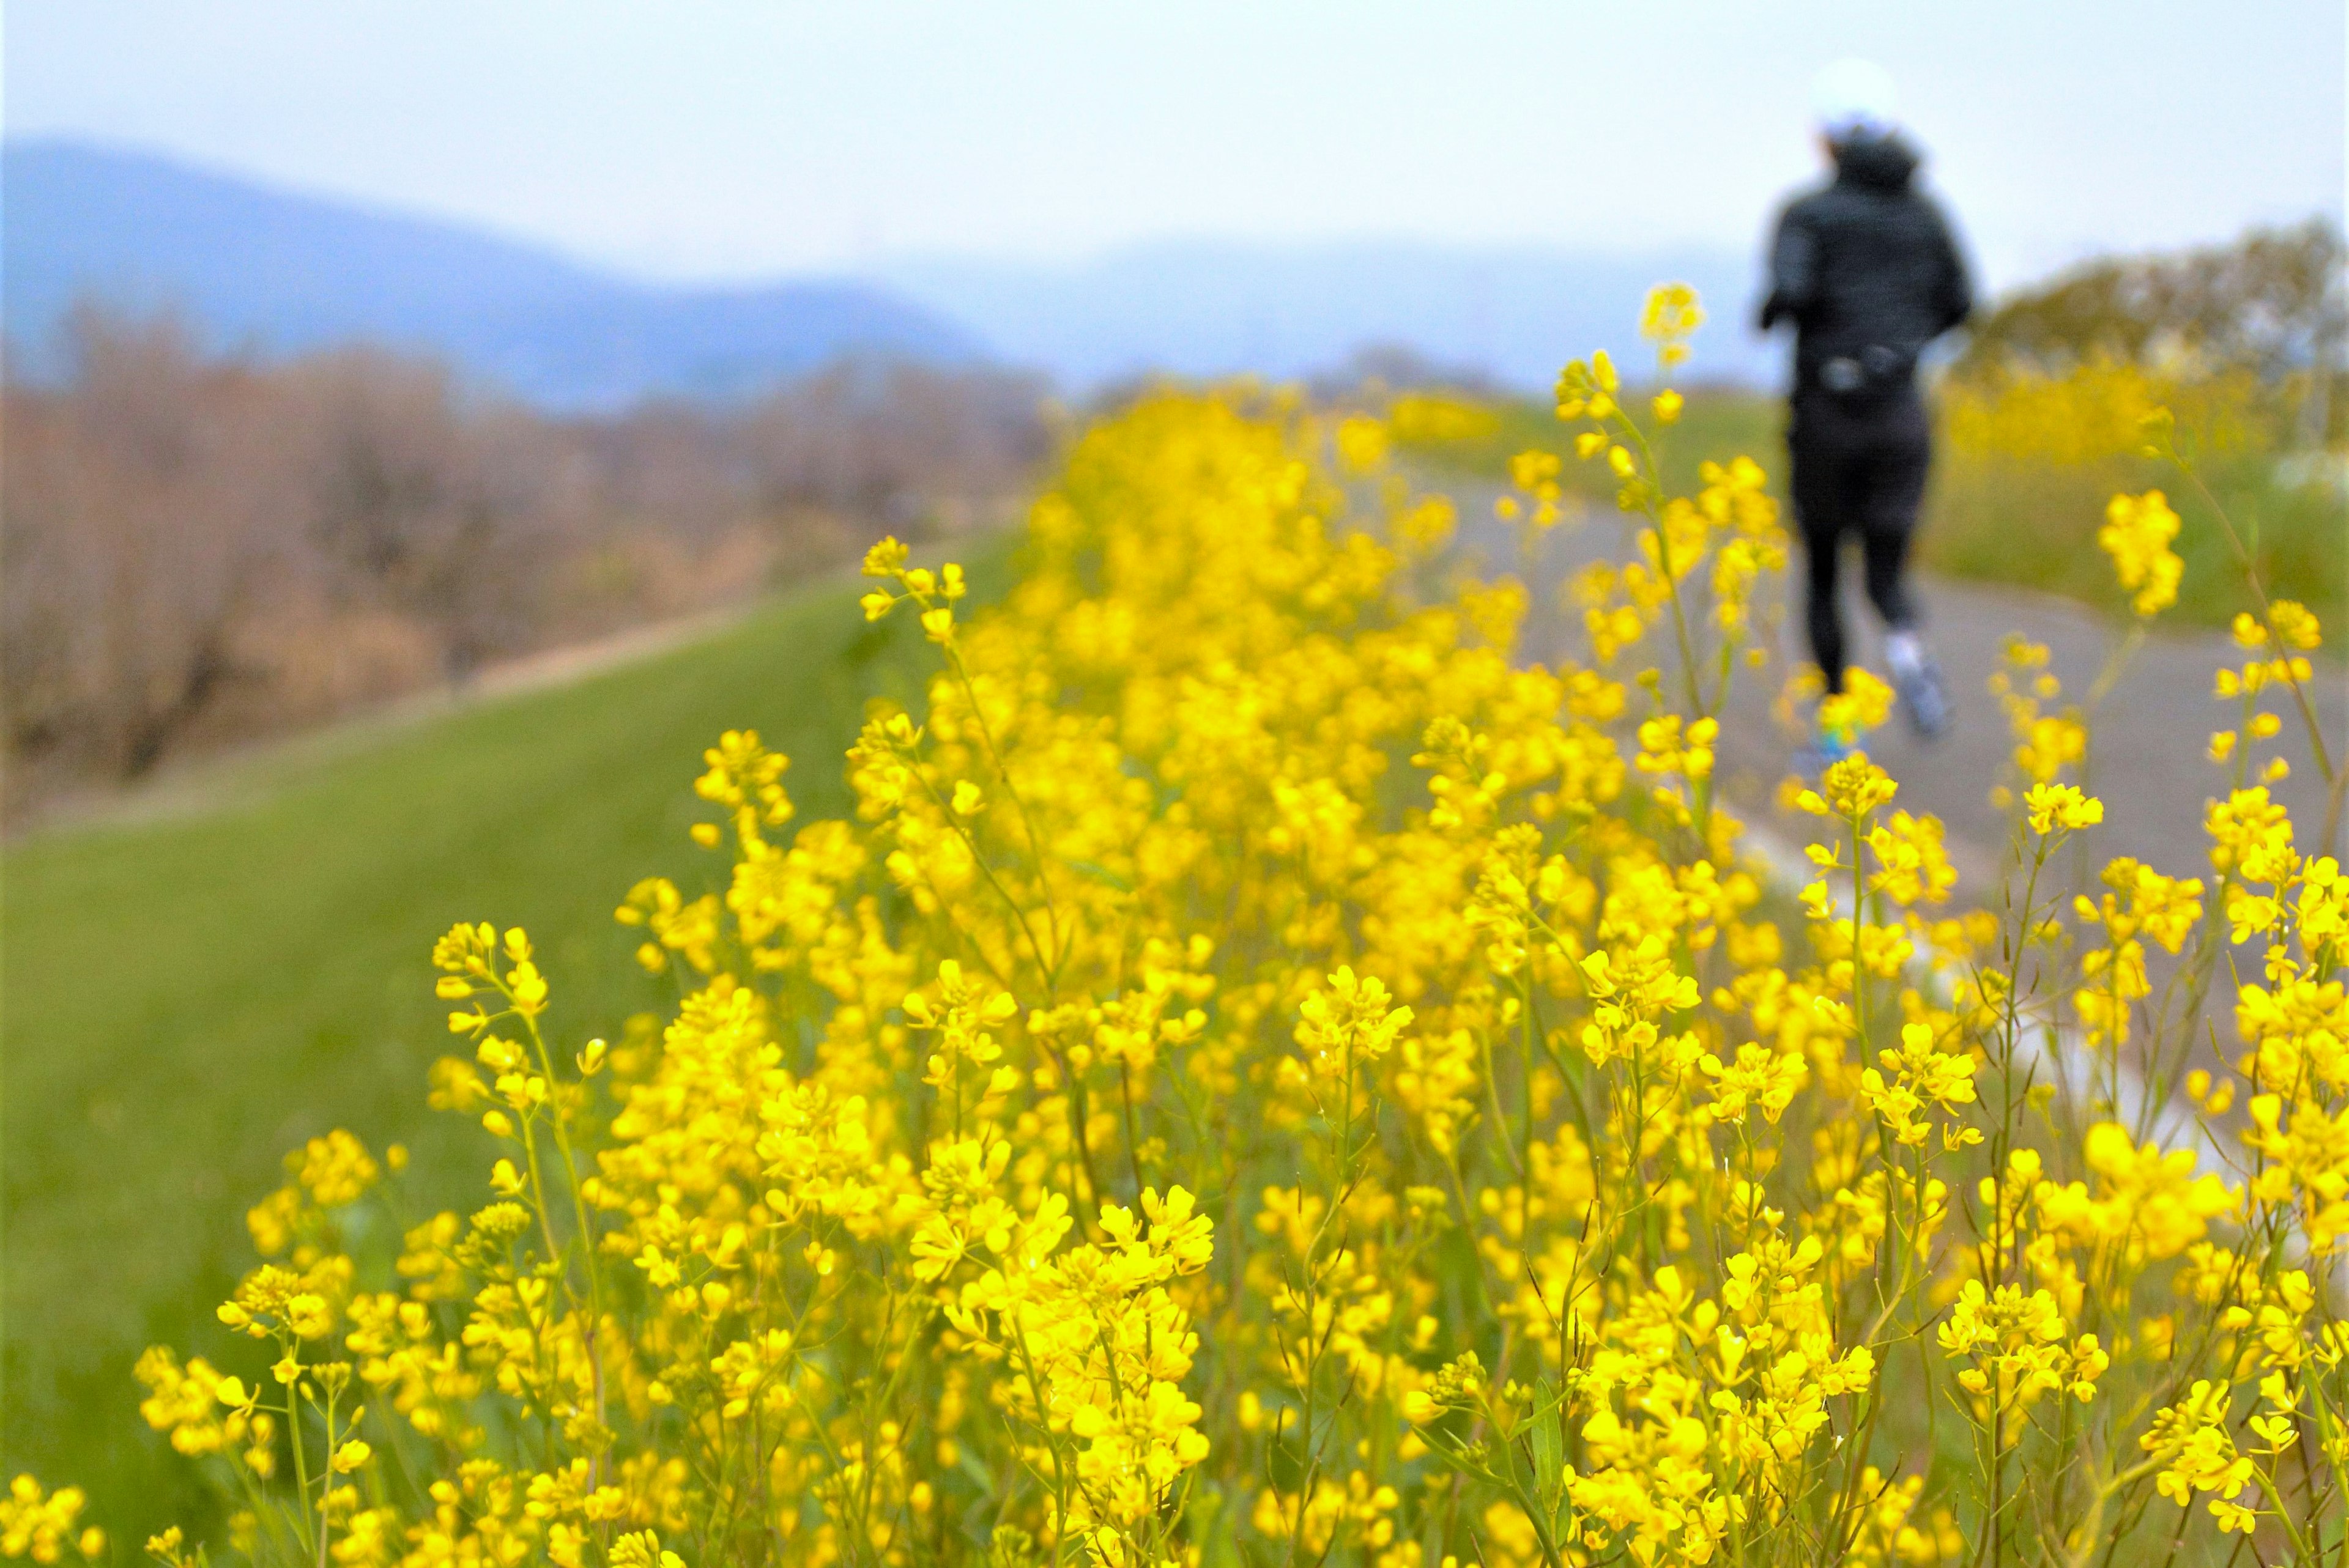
[2,220,2342,1568]
[10,275,2348,1566]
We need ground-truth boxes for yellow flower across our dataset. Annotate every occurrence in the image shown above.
[1639,282,1705,369]
[2098,489,2183,617]
[94,361,2349,1568]
[2024,783,2103,834]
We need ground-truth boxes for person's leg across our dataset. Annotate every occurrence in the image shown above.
[1860,498,1917,633]
[1803,523,1847,692]
[1861,395,1950,736]
[1858,394,1930,633]
[1788,396,1852,693]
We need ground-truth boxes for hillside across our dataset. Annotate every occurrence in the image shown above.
[2,140,989,409]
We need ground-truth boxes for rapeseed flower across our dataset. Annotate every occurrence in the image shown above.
[17,303,2342,1568]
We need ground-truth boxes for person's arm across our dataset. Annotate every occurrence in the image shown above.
[1929,202,1975,336]
[1758,204,1818,331]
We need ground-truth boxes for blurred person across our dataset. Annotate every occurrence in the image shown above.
[1760,58,1973,763]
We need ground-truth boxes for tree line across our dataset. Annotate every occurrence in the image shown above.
[1954,216,2345,444]
[2,311,1048,820]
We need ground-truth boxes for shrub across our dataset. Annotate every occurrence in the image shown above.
[1926,220,2348,637]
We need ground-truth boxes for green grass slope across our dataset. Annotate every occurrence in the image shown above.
[2,548,1001,1539]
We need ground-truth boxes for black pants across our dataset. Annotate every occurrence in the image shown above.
[1787,387,1930,693]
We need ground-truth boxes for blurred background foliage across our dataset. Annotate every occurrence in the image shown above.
[1,319,1048,822]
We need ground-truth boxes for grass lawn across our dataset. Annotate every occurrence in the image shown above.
[1,542,1006,1541]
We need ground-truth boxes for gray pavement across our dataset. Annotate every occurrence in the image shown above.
[1434,485,2348,901]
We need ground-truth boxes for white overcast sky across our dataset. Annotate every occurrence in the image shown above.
[8,0,2344,291]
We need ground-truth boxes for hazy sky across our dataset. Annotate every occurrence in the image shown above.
[9,1,2344,290]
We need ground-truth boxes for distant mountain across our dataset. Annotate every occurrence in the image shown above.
[4,139,1781,407]
[876,239,1778,393]
[2,140,989,410]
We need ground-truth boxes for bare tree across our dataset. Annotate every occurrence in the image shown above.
[1,311,1047,819]
[4,312,299,781]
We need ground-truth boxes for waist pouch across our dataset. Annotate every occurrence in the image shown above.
[1814,342,1920,410]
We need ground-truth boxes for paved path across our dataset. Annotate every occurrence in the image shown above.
[1441,486,2348,898]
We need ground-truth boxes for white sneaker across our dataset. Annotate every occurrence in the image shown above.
[1884,634,1951,741]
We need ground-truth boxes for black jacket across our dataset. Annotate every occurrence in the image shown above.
[1759,135,1973,401]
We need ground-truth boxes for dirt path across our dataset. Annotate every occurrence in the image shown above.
[1445,485,2348,897]
[10,600,759,843]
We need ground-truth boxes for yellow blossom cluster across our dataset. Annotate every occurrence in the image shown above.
[0,1481,102,1566]
[2098,489,2184,618]
[1943,358,2262,469]
[14,287,2349,1568]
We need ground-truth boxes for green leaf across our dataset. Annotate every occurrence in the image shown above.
[1529,1377,1564,1504]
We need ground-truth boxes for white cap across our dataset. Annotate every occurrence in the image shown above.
[1811,57,1898,142]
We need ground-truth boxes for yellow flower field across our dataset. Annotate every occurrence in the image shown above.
[8,295,2346,1568]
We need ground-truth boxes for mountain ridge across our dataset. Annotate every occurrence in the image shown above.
[3,139,990,409]
[5,138,1779,403]
[877,236,1775,391]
